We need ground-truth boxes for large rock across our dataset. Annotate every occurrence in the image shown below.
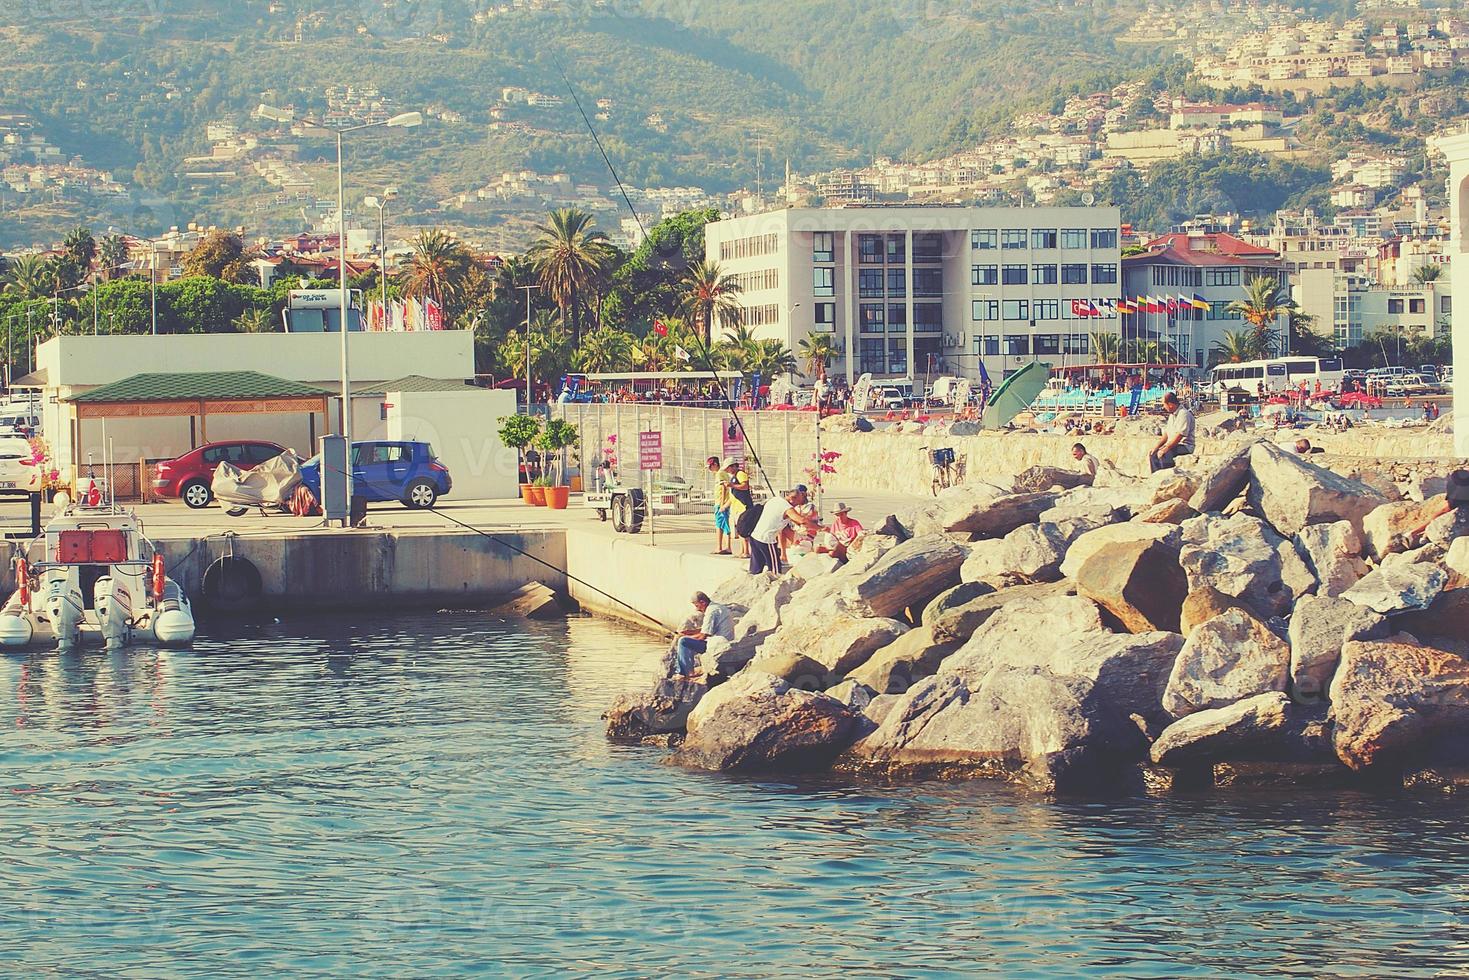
[927,580,1075,644]
[1448,538,1469,588]
[963,522,1071,584]
[1178,514,1300,619]
[677,671,862,771]
[1075,537,1188,633]
[1188,441,1255,513]
[847,625,961,695]
[1426,508,1469,550]
[1286,594,1388,704]
[841,534,968,619]
[1395,589,1469,644]
[1162,608,1290,717]
[1061,522,1180,581]
[1246,441,1389,538]
[604,675,708,739]
[945,593,1107,674]
[1179,586,1247,638]
[1294,520,1369,598]
[744,647,835,690]
[1361,497,1446,561]
[755,614,909,677]
[1012,464,1090,493]
[1140,498,1195,525]
[1149,692,1330,767]
[935,487,1055,538]
[1330,635,1469,770]
[1341,562,1448,616]
[1039,486,1139,526]
[921,581,996,627]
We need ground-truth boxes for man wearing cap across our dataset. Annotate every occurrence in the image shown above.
[750,485,818,576]
[707,456,732,555]
[819,502,865,561]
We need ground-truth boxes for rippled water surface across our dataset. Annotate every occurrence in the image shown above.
[4,612,1469,977]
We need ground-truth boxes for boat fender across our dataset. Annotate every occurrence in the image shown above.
[200,555,263,613]
[152,553,166,601]
[15,557,29,608]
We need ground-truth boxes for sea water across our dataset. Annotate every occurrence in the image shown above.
[3,612,1468,977]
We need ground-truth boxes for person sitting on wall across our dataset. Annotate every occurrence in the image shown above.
[815,502,865,562]
[672,591,734,679]
[1071,442,1099,484]
[1147,391,1195,473]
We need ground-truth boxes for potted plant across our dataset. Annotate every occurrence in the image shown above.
[527,477,548,506]
[497,414,543,504]
[536,418,580,510]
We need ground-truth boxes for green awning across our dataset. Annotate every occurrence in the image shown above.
[353,375,473,397]
[68,371,329,404]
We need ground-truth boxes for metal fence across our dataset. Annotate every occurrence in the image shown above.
[553,404,822,494]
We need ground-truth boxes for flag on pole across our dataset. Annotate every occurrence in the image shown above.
[1190,293,1210,311]
[673,345,691,363]
[425,297,443,331]
[654,319,668,337]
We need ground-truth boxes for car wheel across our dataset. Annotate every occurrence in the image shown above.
[404,479,438,509]
[182,480,212,509]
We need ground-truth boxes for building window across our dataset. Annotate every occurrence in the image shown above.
[887,268,906,297]
[1091,263,1118,284]
[1410,298,1425,314]
[886,235,906,263]
[887,338,907,374]
[976,334,1000,356]
[913,233,943,262]
[914,304,942,333]
[812,232,834,263]
[1001,229,1027,250]
[1090,228,1117,249]
[813,267,834,297]
[736,304,781,327]
[972,264,998,286]
[1031,228,1057,250]
[718,233,780,261]
[859,268,884,298]
[1034,299,1059,320]
[1004,335,1030,355]
[860,303,885,334]
[1061,228,1087,249]
[1204,267,1240,287]
[1002,299,1029,320]
[1032,264,1058,285]
[972,229,997,250]
[1002,264,1028,286]
[1063,334,1092,354]
[1034,334,1061,355]
[888,304,908,331]
[1387,298,1404,314]
[814,302,835,331]
[860,338,885,374]
[913,268,943,297]
[858,234,883,264]
[973,299,999,321]
[1061,264,1088,284]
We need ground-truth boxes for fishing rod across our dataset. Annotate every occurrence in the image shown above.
[552,56,783,499]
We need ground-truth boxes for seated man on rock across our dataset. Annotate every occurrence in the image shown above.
[815,501,864,561]
[673,591,734,679]
[1147,391,1195,473]
[1071,442,1099,484]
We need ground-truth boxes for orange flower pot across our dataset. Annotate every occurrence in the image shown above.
[521,485,536,505]
[545,485,570,509]
[527,485,547,506]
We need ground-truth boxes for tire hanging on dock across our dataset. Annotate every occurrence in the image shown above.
[200,556,264,613]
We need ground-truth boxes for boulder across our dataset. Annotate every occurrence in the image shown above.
[846,625,960,695]
[1426,508,1469,550]
[962,522,1072,583]
[864,693,902,728]
[1330,635,1469,770]
[1294,520,1369,598]
[927,580,1075,644]
[959,537,1012,584]
[1178,514,1300,619]
[825,678,876,712]
[1395,589,1469,645]
[1447,537,1469,588]
[789,552,842,581]
[744,647,835,690]
[937,488,1055,538]
[1039,486,1139,526]
[1060,522,1180,582]
[1162,608,1290,717]
[604,675,708,739]
[841,534,968,619]
[1361,497,1446,561]
[945,593,1107,674]
[1180,586,1248,638]
[1188,441,1255,513]
[677,671,863,771]
[1286,594,1388,704]
[1245,441,1389,539]
[1140,498,1194,524]
[1341,562,1448,616]
[1151,472,1200,505]
[1075,537,1188,633]
[1149,693,1330,767]
[1278,537,1319,603]
[1012,464,1090,493]
[921,581,996,627]
[755,614,909,678]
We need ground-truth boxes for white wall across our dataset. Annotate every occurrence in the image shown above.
[386,389,519,500]
[1444,131,1469,457]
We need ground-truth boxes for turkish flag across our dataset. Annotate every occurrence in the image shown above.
[654,320,668,337]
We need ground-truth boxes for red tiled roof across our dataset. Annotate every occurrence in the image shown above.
[1123,232,1281,268]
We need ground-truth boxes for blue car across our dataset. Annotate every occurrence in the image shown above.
[301,440,452,509]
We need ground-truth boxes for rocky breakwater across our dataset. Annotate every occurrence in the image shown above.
[604,439,1469,795]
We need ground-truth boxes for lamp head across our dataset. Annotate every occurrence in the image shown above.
[387,112,423,129]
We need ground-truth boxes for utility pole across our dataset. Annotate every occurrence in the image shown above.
[517,284,539,408]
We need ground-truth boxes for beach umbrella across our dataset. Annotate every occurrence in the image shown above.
[982,360,1052,431]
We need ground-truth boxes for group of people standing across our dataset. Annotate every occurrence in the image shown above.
[704,456,865,578]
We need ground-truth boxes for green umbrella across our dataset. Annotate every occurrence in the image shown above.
[981,360,1052,430]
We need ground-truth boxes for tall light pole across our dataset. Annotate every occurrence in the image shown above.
[149,239,159,335]
[517,284,538,408]
[364,186,397,329]
[257,104,422,511]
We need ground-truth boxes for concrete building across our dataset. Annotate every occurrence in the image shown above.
[702,204,1123,384]
[1435,128,1469,456]
[1120,232,1287,368]
[1295,269,1451,348]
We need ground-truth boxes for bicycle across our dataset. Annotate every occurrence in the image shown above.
[923,446,966,496]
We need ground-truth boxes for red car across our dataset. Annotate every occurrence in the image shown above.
[154,440,286,508]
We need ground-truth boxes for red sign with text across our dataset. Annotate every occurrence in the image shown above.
[639,431,663,471]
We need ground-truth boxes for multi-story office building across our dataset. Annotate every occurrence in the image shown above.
[1120,232,1287,368]
[702,205,1123,383]
[1295,269,1451,348]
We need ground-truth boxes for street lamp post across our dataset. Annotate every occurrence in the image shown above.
[517,284,538,408]
[257,104,421,518]
[364,187,397,330]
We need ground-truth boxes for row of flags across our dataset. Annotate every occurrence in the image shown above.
[364,297,444,332]
[1120,293,1212,316]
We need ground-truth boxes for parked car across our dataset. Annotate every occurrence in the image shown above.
[154,440,287,508]
[0,436,41,497]
[299,440,451,509]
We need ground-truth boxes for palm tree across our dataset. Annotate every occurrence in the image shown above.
[2,254,50,300]
[63,226,97,271]
[499,310,572,383]
[1412,263,1443,285]
[233,308,274,333]
[678,259,743,345]
[526,208,614,347]
[744,339,798,379]
[1135,340,1162,365]
[1089,331,1122,363]
[98,234,130,280]
[1227,275,1290,359]
[797,334,839,379]
[574,326,636,372]
[1211,329,1258,365]
[400,229,472,308]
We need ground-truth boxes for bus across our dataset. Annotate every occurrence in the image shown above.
[1208,356,1345,395]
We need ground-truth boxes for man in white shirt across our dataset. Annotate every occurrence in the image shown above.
[1071,442,1100,484]
[673,591,734,678]
[1148,391,1196,473]
[749,485,813,576]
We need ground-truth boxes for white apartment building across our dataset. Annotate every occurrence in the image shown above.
[702,205,1123,383]
[1295,269,1451,347]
